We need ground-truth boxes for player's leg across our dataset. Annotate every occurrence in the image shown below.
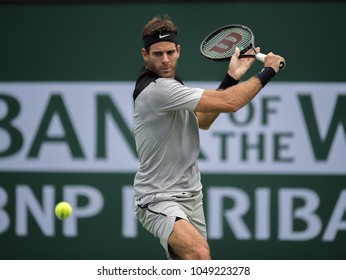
[136,192,210,260]
[168,218,211,260]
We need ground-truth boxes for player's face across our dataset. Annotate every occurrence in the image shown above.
[142,41,180,78]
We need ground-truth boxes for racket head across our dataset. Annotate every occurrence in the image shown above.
[200,24,256,61]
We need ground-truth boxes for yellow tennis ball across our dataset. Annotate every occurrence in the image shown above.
[55,201,73,220]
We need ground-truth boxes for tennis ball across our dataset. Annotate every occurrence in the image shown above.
[55,201,73,220]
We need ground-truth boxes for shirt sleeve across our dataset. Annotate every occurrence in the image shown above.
[146,78,204,114]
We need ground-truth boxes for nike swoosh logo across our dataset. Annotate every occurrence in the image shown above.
[159,34,171,39]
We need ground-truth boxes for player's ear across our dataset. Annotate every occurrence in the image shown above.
[176,44,181,58]
[141,48,149,62]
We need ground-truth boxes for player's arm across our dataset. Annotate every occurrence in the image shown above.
[195,47,257,130]
[195,76,263,121]
[195,78,262,130]
[195,51,282,130]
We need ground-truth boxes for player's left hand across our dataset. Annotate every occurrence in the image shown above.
[227,47,258,80]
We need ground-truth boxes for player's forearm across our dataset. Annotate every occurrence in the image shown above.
[223,76,263,112]
[223,66,276,112]
[195,67,276,114]
[195,77,262,114]
[195,74,270,129]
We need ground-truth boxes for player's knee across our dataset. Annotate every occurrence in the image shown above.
[195,246,211,260]
[173,242,211,260]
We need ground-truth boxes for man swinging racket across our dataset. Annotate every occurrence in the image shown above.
[132,15,285,260]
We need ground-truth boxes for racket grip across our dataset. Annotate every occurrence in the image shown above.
[255,53,266,62]
[256,53,285,70]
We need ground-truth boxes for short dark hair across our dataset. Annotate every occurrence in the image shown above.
[142,15,178,40]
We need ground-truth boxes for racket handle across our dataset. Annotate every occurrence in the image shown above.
[255,52,266,62]
[256,53,286,70]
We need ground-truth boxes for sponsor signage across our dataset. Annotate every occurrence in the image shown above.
[1,82,345,174]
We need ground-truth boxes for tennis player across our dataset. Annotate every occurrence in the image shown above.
[133,15,284,260]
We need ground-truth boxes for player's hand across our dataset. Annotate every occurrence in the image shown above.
[227,47,258,80]
[264,52,285,72]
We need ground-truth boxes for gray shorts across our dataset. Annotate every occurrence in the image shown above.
[135,190,206,259]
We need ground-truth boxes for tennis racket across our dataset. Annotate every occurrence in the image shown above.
[200,24,285,70]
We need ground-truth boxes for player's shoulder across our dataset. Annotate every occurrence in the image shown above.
[154,77,187,91]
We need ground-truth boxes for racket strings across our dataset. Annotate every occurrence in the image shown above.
[202,28,252,59]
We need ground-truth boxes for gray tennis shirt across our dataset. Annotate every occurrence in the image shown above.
[133,77,204,201]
